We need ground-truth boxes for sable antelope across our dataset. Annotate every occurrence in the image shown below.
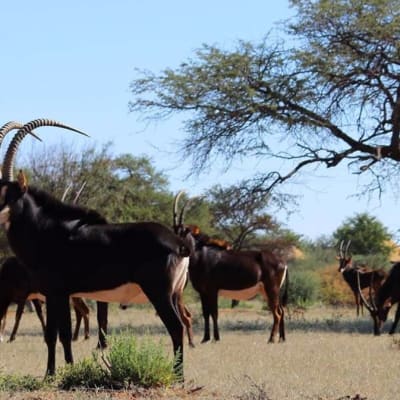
[0,182,107,345]
[61,181,109,348]
[337,240,387,316]
[0,119,190,378]
[0,256,91,342]
[173,192,288,343]
[0,121,94,343]
[0,256,46,342]
[358,262,400,335]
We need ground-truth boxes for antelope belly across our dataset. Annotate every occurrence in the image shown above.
[73,283,149,304]
[219,283,265,300]
[27,292,46,302]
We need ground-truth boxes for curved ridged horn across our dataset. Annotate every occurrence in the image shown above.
[0,122,24,147]
[173,190,185,232]
[0,121,42,145]
[345,240,352,258]
[0,121,42,179]
[2,119,89,181]
[60,183,73,202]
[73,181,87,204]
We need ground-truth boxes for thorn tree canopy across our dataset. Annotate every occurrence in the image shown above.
[129,0,400,198]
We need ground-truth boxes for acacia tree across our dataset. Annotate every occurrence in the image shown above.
[129,0,400,199]
[333,212,392,256]
[206,184,280,249]
[22,142,173,225]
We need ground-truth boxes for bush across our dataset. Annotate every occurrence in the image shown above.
[287,270,320,306]
[57,354,108,390]
[0,373,44,392]
[318,264,353,306]
[104,333,176,388]
[290,247,336,271]
[57,332,177,390]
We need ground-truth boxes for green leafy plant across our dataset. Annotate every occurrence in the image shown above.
[287,270,321,307]
[0,373,44,392]
[57,353,107,390]
[57,332,177,390]
[103,333,176,388]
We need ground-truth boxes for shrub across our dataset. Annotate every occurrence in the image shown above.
[57,332,177,390]
[318,264,353,306]
[287,270,320,306]
[289,247,336,271]
[104,333,176,388]
[57,353,108,390]
[0,373,44,392]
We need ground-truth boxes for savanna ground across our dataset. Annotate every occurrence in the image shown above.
[0,300,398,400]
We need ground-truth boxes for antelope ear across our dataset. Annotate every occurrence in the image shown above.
[17,170,28,192]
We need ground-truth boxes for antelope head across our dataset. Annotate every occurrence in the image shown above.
[0,119,88,228]
[337,240,352,273]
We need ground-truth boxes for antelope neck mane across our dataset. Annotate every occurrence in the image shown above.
[26,186,107,225]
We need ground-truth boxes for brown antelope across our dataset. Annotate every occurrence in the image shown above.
[337,240,387,316]
[0,119,191,378]
[357,262,400,335]
[173,192,288,344]
[0,256,94,343]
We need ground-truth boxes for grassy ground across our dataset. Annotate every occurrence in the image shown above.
[0,301,398,399]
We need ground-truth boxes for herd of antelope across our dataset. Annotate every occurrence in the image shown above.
[0,118,398,381]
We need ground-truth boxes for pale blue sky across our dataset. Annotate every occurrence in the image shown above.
[1,1,398,241]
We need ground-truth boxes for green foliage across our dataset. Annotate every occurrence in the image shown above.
[333,213,392,256]
[0,373,45,392]
[129,0,400,198]
[206,184,281,249]
[22,142,174,225]
[287,270,321,306]
[57,333,176,390]
[103,333,176,388]
[57,354,107,390]
[290,245,336,271]
[176,194,216,236]
[351,253,390,270]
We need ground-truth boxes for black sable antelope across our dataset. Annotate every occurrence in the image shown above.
[358,262,400,335]
[173,193,288,344]
[337,240,387,316]
[0,120,190,379]
[0,256,46,342]
[0,256,91,342]
[0,180,107,346]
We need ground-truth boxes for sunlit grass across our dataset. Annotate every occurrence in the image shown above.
[0,303,398,399]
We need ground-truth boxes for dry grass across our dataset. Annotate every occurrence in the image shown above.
[0,302,398,400]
